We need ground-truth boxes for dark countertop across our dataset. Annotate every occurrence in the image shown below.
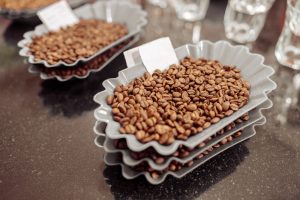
[0,1,299,200]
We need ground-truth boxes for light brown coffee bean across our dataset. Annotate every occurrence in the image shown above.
[136,130,145,140]
[155,157,165,164]
[203,122,211,129]
[155,124,171,135]
[222,101,230,111]
[187,104,197,111]
[211,117,220,124]
[106,95,114,105]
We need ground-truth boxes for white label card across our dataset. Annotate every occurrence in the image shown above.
[123,37,178,74]
[37,0,79,31]
[139,37,178,73]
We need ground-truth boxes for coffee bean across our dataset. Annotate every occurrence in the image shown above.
[186,160,193,167]
[136,130,145,140]
[220,138,227,145]
[209,110,216,118]
[117,93,123,102]
[222,101,230,111]
[187,104,197,111]
[211,117,220,124]
[155,157,165,164]
[203,122,211,129]
[169,164,177,171]
[155,124,171,135]
[225,110,234,116]
[1,0,57,10]
[230,104,239,111]
[151,172,159,179]
[106,95,114,105]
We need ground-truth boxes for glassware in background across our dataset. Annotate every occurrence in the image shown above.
[147,0,168,8]
[171,0,210,22]
[224,0,275,43]
[275,0,300,70]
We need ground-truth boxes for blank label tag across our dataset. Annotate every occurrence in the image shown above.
[139,37,178,73]
[123,37,178,73]
[37,0,79,31]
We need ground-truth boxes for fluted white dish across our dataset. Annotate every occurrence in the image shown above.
[95,99,272,171]
[18,0,147,67]
[104,117,266,185]
[28,36,140,81]
[93,40,277,155]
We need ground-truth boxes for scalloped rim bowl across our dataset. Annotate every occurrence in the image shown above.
[28,35,140,81]
[93,40,277,155]
[17,0,147,67]
[103,117,267,185]
[96,99,272,171]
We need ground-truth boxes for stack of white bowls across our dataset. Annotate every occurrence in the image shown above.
[93,40,276,184]
[17,1,147,81]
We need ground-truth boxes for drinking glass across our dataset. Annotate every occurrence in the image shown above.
[147,0,168,8]
[275,0,300,70]
[172,0,210,22]
[224,0,275,43]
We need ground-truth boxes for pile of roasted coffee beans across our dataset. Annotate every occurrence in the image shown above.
[38,39,132,79]
[107,57,250,145]
[28,19,128,65]
[114,113,249,164]
[0,0,56,10]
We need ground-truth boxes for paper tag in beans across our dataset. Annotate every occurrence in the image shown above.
[138,37,178,73]
[37,0,79,31]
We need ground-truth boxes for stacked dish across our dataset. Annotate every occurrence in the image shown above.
[17,1,147,81]
[93,40,277,184]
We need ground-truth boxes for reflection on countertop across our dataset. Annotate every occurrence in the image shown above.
[38,54,127,117]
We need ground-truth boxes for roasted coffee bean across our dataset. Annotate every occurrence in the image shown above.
[106,95,114,105]
[155,157,165,164]
[211,117,220,124]
[109,57,250,144]
[151,172,159,179]
[29,19,128,65]
[0,0,57,10]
